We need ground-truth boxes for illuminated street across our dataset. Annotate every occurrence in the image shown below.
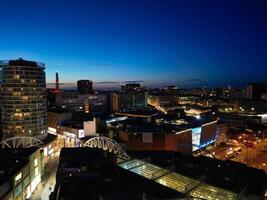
[197,139,267,173]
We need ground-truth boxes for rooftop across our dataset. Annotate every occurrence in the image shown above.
[119,159,238,200]
[110,113,217,133]
[0,58,45,69]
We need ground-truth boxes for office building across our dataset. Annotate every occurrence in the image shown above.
[0,59,47,139]
[77,80,93,94]
[117,84,148,112]
[246,82,267,100]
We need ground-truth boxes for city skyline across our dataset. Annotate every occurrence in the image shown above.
[0,1,267,198]
[1,0,267,88]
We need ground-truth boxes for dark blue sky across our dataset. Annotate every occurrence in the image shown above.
[0,0,267,88]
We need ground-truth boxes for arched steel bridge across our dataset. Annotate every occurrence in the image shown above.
[0,136,43,148]
[84,136,130,160]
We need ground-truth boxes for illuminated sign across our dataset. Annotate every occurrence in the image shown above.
[78,130,84,138]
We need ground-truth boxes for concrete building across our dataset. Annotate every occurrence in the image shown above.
[0,59,47,140]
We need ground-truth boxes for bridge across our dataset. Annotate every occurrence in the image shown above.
[84,136,131,160]
[0,136,43,148]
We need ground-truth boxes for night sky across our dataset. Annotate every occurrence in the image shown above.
[0,0,267,89]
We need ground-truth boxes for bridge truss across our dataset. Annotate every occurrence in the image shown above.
[84,136,130,160]
[1,136,43,148]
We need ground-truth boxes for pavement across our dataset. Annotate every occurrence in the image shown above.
[30,150,60,200]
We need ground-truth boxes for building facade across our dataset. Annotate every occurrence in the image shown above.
[77,80,93,94]
[0,148,44,200]
[0,59,47,139]
[246,83,267,100]
[115,84,148,112]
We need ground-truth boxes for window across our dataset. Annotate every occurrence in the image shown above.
[34,158,38,167]
[35,167,39,176]
[15,172,22,182]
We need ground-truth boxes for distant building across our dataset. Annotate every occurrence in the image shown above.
[121,83,141,92]
[0,59,47,139]
[229,88,245,100]
[117,84,148,112]
[162,85,179,94]
[110,92,119,112]
[55,90,108,114]
[108,115,217,154]
[246,82,267,100]
[148,94,177,108]
[77,80,93,94]
[261,93,267,101]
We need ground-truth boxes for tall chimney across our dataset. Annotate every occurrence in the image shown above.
[55,71,60,93]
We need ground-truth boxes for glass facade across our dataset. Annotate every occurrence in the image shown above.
[119,92,147,111]
[0,59,47,139]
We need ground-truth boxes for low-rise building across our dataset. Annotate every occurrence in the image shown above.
[108,114,218,154]
[0,147,44,200]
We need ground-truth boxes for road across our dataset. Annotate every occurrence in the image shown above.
[30,150,60,200]
[196,139,267,173]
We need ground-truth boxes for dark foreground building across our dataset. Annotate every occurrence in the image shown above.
[50,148,180,200]
[0,147,44,200]
[50,148,267,200]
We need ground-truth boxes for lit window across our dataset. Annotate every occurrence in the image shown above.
[15,173,22,182]
[35,167,39,176]
[34,158,38,167]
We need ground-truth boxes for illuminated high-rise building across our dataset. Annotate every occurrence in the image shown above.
[0,59,47,139]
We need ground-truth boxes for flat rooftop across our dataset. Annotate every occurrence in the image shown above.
[110,113,217,133]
